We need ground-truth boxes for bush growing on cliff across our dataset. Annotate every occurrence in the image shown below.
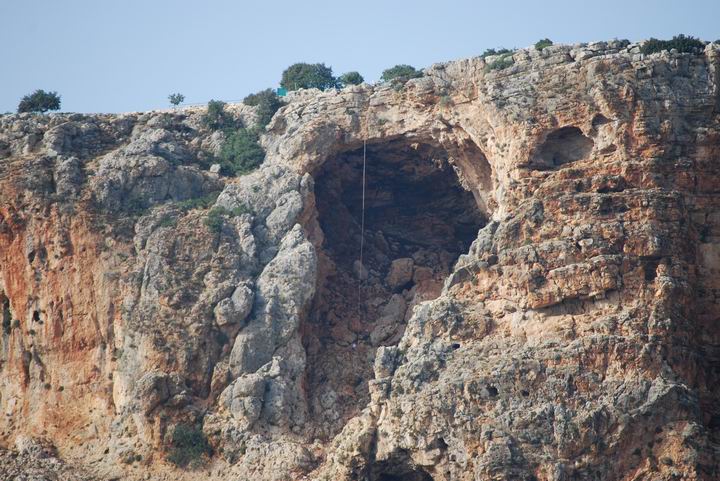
[203,100,240,131]
[281,63,337,91]
[339,71,364,87]
[177,191,221,211]
[201,100,266,176]
[484,53,515,72]
[218,128,265,176]
[17,90,61,113]
[243,89,284,129]
[204,207,226,233]
[481,48,513,58]
[381,64,423,83]
[166,423,212,468]
[204,205,249,233]
[534,38,553,51]
[641,34,706,55]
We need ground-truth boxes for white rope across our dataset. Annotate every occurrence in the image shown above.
[357,139,367,316]
[360,139,367,268]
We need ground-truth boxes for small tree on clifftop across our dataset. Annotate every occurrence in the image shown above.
[534,38,553,50]
[339,71,364,87]
[168,93,185,108]
[17,90,61,113]
[380,65,423,83]
[281,63,337,91]
[641,34,706,54]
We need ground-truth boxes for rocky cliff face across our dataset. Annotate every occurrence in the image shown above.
[1,40,719,481]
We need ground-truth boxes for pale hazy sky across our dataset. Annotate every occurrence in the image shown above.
[1,0,718,113]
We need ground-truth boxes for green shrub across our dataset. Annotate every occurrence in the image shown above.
[219,128,264,175]
[339,71,364,86]
[166,424,212,469]
[204,207,225,233]
[243,89,284,129]
[481,48,512,58]
[229,205,250,216]
[126,197,149,215]
[177,191,221,211]
[484,53,515,72]
[168,93,185,107]
[641,34,706,55]
[204,205,249,233]
[281,63,337,91]
[157,216,177,228]
[535,38,553,51]
[203,99,265,176]
[614,39,631,48]
[17,90,61,113]
[380,64,423,83]
[203,100,238,131]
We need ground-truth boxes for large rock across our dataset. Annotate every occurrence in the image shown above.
[385,258,414,290]
[214,284,254,327]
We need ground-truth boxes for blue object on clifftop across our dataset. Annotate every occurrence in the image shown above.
[276,87,287,97]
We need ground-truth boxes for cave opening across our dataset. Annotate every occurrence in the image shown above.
[529,126,594,170]
[303,137,487,437]
[377,470,434,481]
[366,453,436,481]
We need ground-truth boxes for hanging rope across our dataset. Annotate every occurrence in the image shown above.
[360,139,367,268]
[357,138,367,316]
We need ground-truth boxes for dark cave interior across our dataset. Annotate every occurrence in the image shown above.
[302,138,486,438]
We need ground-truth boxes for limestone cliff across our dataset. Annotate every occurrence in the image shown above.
[0,40,719,481]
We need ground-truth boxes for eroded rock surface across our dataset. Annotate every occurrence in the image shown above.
[1,40,719,480]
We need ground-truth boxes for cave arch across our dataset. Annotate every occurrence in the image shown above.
[302,136,490,437]
[529,126,594,170]
[377,470,434,481]
[366,452,436,481]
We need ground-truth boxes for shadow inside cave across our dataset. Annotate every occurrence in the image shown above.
[302,137,488,438]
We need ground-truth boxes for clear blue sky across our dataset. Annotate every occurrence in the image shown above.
[1,0,718,113]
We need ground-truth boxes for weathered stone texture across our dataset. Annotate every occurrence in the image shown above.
[0,41,719,480]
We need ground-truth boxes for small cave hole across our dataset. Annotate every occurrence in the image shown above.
[699,225,711,243]
[592,114,610,128]
[641,257,661,282]
[304,138,488,437]
[529,126,594,170]
[487,385,499,397]
[2,296,11,335]
[378,471,434,481]
[599,144,618,155]
[371,457,435,481]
